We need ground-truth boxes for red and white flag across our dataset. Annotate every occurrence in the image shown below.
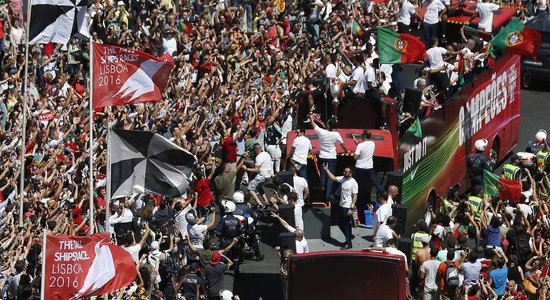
[92,43,174,108]
[44,233,136,299]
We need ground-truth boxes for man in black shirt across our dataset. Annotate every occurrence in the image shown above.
[205,252,233,298]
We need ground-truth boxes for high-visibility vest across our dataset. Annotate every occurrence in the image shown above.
[503,164,520,180]
[468,196,483,222]
[537,151,549,171]
[440,198,454,215]
[411,231,430,260]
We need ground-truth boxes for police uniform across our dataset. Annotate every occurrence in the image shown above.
[468,195,483,222]
[537,151,549,172]
[411,231,430,261]
[503,164,521,180]
[467,152,490,186]
[235,203,256,218]
[234,203,262,259]
[216,213,243,271]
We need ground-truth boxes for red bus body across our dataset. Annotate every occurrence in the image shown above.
[286,251,407,300]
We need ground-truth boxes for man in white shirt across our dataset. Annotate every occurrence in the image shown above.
[373,192,393,236]
[342,56,365,95]
[425,38,458,102]
[373,216,398,247]
[470,0,500,33]
[310,118,349,201]
[245,143,274,207]
[388,185,399,205]
[289,128,312,180]
[290,165,309,206]
[323,165,358,250]
[398,0,419,33]
[122,224,151,263]
[352,130,385,201]
[419,248,441,300]
[272,212,309,253]
[364,238,409,272]
[422,0,446,46]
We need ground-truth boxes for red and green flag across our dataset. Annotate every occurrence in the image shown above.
[351,21,363,36]
[406,117,422,138]
[377,27,426,64]
[483,169,522,204]
[490,18,541,58]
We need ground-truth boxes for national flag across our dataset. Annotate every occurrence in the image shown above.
[490,18,541,58]
[377,27,426,64]
[29,0,90,45]
[407,117,423,138]
[351,21,363,36]
[44,233,136,299]
[92,43,175,108]
[483,170,522,203]
[457,53,465,86]
[109,129,197,199]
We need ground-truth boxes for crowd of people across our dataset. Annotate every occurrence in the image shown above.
[0,0,547,297]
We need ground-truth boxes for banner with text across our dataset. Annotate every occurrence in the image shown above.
[44,233,137,299]
[92,43,174,109]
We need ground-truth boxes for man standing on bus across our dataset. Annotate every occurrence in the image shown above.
[323,164,358,250]
[352,130,385,204]
[467,139,492,187]
[311,118,349,201]
[426,37,458,102]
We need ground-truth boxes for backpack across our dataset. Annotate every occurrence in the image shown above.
[444,262,460,289]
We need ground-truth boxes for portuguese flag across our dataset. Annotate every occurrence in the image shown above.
[406,117,422,138]
[377,27,426,64]
[490,18,541,58]
[483,170,522,204]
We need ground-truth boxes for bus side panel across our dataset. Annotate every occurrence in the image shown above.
[287,252,406,300]
[399,54,521,234]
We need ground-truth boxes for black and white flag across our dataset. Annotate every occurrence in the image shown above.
[29,0,90,45]
[109,129,197,199]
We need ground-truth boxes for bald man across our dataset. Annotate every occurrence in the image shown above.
[388,185,399,205]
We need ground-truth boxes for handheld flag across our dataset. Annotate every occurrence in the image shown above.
[483,169,522,203]
[93,43,175,108]
[29,0,90,45]
[490,18,541,58]
[44,234,136,299]
[407,117,423,138]
[109,129,197,199]
[377,27,426,64]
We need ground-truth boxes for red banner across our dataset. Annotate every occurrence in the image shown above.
[92,43,174,108]
[38,110,56,122]
[44,233,136,299]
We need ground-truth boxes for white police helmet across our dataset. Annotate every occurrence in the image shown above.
[223,200,236,213]
[233,191,245,203]
[536,130,547,142]
[474,139,488,151]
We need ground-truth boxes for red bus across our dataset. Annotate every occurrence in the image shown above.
[286,53,521,234]
[286,251,407,300]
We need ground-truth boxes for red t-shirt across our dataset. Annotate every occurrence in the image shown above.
[222,136,237,163]
[194,178,213,208]
[96,196,106,209]
[72,207,83,225]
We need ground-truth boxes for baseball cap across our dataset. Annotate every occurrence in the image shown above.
[211,252,221,265]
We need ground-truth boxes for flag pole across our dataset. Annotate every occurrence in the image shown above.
[105,127,111,233]
[19,0,33,227]
[40,228,47,300]
[89,39,95,234]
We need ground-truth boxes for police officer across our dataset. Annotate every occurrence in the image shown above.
[232,191,264,261]
[411,219,430,262]
[527,130,550,155]
[467,139,492,187]
[503,153,522,180]
[216,201,242,274]
[177,262,206,299]
[467,185,484,223]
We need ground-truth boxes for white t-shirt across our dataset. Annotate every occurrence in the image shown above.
[325,63,337,79]
[423,0,446,24]
[187,224,208,250]
[292,136,312,165]
[420,259,441,291]
[476,2,500,33]
[336,176,359,208]
[162,37,177,55]
[293,175,309,206]
[255,151,273,178]
[376,203,393,224]
[286,225,309,253]
[374,224,393,247]
[123,244,142,264]
[314,126,344,159]
[174,206,192,234]
[355,140,375,169]
[363,66,377,91]
[386,247,408,266]
[398,0,417,25]
[426,47,448,70]
[351,66,365,94]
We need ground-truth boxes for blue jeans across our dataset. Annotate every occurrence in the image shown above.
[306,23,320,47]
[338,206,353,245]
[243,3,253,32]
[0,101,7,132]
[355,168,384,193]
[297,163,308,182]
[318,158,337,200]
[423,22,439,46]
